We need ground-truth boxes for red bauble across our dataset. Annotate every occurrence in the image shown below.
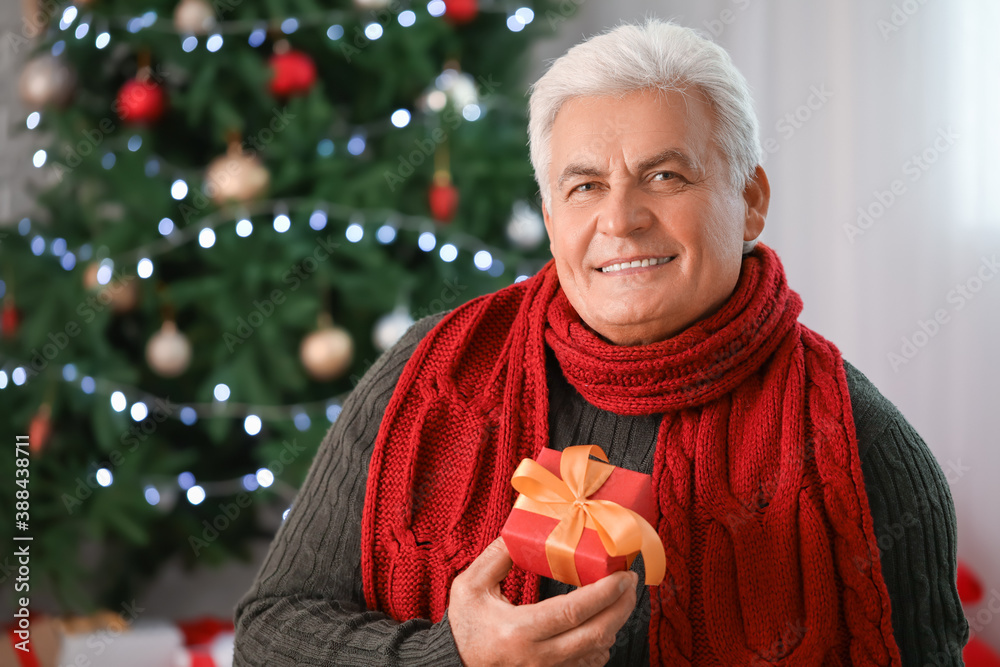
[429,180,459,223]
[116,78,167,124]
[444,0,478,24]
[1,299,20,339]
[269,50,317,97]
[29,404,52,455]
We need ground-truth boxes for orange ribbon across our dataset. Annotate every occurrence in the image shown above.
[510,445,666,587]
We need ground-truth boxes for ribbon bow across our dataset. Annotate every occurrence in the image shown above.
[510,445,666,587]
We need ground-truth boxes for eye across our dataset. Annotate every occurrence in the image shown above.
[573,182,596,192]
[652,171,679,181]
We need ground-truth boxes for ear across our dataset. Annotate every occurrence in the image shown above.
[742,165,769,243]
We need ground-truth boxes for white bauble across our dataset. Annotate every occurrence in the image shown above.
[373,307,415,352]
[146,321,192,377]
[506,200,546,250]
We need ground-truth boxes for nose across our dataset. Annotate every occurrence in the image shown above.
[596,184,653,238]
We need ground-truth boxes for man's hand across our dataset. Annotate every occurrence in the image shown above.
[449,537,638,667]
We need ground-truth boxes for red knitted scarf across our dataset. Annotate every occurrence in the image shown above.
[361,244,901,665]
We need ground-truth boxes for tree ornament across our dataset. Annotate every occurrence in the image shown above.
[83,262,139,313]
[29,403,52,454]
[115,63,167,125]
[506,200,546,250]
[422,62,478,114]
[1,295,20,339]
[146,320,192,378]
[429,170,459,223]
[173,0,215,34]
[373,306,414,352]
[269,46,317,98]
[19,54,76,109]
[353,0,391,9]
[444,0,478,25]
[300,316,353,381]
[204,139,270,206]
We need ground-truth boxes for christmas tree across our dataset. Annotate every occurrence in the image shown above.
[1,0,564,610]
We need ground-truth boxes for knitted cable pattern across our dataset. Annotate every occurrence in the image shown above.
[361,243,902,665]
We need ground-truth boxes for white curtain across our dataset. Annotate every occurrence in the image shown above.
[534,0,1000,647]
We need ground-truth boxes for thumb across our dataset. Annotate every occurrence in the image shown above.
[465,537,513,588]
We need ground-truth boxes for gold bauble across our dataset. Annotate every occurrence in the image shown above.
[173,0,216,34]
[300,326,353,381]
[19,54,76,108]
[204,148,270,206]
[83,262,139,313]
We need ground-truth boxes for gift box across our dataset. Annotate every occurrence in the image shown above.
[500,445,665,587]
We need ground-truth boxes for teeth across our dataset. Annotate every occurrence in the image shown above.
[601,257,672,273]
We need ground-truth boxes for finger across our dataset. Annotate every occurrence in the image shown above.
[543,577,636,661]
[460,537,513,591]
[521,570,635,640]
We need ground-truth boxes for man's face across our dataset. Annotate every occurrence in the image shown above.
[543,88,768,346]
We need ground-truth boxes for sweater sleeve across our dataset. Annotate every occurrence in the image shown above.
[232,312,459,667]
[845,361,970,666]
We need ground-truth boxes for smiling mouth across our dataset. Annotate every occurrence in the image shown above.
[598,256,676,274]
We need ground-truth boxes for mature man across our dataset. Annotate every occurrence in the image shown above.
[235,19,968,666]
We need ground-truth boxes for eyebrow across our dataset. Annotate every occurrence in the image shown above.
[556,148,699,190]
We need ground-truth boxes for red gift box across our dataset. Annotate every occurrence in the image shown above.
[500,445,664,587]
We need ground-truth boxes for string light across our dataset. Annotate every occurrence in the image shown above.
[186,485,206,504]
[131,401,149,421]
[256,468,274,488]
[427,1,446,18]
[345,222,364,243]
[273,214,291,233]
[59,6,77,30]
[418,231,436,251]
[244,415,262,435]
[79,2,526,37]
[170,179,188,199]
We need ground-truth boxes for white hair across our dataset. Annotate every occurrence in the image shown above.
[528,18,763,253]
